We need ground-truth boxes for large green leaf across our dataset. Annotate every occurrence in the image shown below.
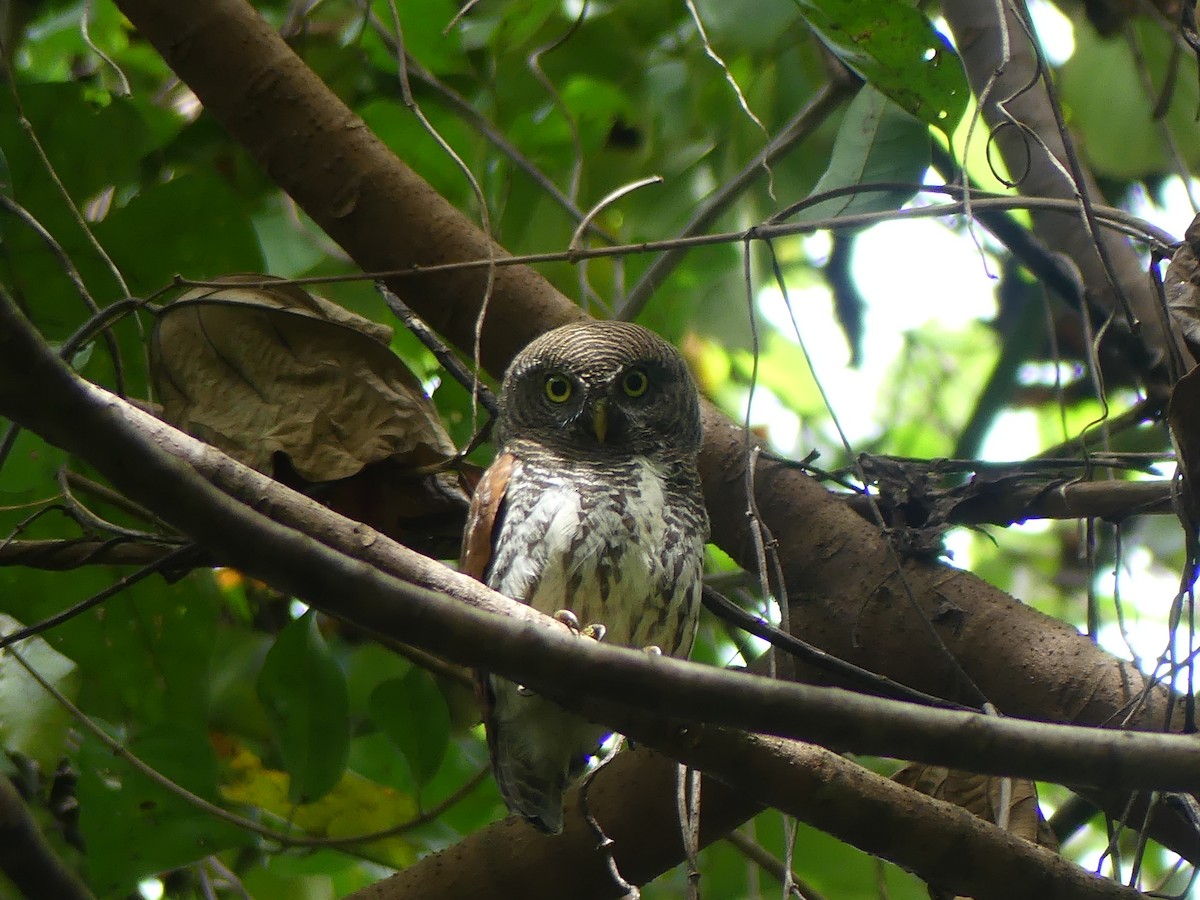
[0,568,220,731]
[77,722,249,896]
[795,84,931,222]
[0,614,79,768]
[1059,19,1200,179]
[369,668,451,789]
[257,611,351,804]
[93,172,265,294]
[790,0,967,134]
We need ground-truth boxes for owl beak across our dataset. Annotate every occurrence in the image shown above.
[590,398,609,443]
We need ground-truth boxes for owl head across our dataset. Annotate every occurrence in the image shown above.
[494,321,702,459]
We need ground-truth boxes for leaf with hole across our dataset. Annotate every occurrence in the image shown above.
[790,0,967,135]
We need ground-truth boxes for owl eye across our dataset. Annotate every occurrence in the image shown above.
[544,374,573,403]
[621,368,649,398]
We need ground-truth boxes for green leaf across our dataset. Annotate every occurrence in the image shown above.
[790,0,967,134]
[1059,20,1200,179]
[257,611,350,804]
[0,569,220,731]
[796,84,931,222]
[345,642,412,717]
[0,429,69,539]
[375,0,465,76]
[0,614,79,767]
[369,668,450,789]
[77,723,249,897]
[93,172,265,294]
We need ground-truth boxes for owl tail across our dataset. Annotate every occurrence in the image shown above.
[486,677,606,834]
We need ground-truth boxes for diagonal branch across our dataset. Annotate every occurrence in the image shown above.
[0,776,93,900]
[89,0,1200,882]
[0,285,1165,900]
[4,294,1199,793]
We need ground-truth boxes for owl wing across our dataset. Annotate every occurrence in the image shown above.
[460,451,517,802]
[459,451,516,582]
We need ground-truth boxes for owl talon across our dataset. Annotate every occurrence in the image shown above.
[583,623,606,642]
[643,645,663,657]
[553,609,582,634]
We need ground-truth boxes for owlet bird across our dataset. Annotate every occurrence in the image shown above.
[460,321,709,834]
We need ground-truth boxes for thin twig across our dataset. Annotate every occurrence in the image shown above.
[569,176,663,253]
[618,78,853,321]
[580,763,640,899]
[725,829,825,900]
[379,0,498,441]
[171,191,1179,296]
[0,544,201,651]
[702,586,972,711]
[366,15,617,244]
[376,283,499,416]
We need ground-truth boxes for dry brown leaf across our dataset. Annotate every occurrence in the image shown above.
[151,275,471,555]
[152,274,455,480]
[1166,214,1200,362]
[1168,367,1200,516]
[892,764,1058,900]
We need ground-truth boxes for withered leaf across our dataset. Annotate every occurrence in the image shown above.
[151,275,471,555]
[151,274,455,481]
[1166,214,1200,362]
[1168,365,1200,519]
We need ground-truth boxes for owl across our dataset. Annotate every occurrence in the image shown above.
[460,321,709,834]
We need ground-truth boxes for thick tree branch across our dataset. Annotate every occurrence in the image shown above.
[0,287,1195,898]
[3,298,1198,795]
[370,733,1143,900]
[942,0,1186,381]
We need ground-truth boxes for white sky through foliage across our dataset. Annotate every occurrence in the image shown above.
[754,163,1198,686]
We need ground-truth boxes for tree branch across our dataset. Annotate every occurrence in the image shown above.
[0,539,173,569]
[3,296,1197,793]
[0,282,1196,897]
[842,476,1176,527]
[370,733,1144,900]
[75,0,1200,882]
[0,776,93,900]
[942,0,1187,382]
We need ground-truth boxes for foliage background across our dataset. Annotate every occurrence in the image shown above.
[0,0,1197,897]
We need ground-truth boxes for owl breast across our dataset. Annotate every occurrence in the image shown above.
[488,453,705,657]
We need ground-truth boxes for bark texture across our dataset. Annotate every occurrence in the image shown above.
[942,0,1184,377]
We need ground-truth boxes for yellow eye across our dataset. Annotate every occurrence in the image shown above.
[621,368,649,398]
[544,374,573,403]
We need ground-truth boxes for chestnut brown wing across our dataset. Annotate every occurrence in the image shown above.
[459,451,516,582]
[460,451,518,784]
